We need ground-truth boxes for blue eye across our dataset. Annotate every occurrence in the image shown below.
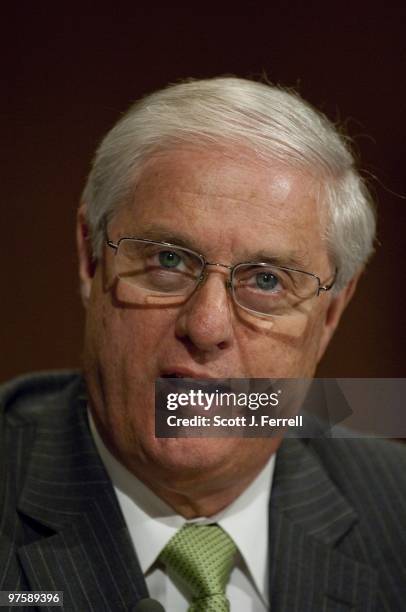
[159,250,181,268]
[256,272,279,291]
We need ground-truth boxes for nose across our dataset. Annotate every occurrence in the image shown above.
[175,270,234,353]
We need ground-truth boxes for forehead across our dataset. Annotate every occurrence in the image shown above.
[113,147,328,268]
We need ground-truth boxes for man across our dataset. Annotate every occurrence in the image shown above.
[1,77,405,611]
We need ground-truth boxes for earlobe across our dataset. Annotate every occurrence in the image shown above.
[76,205,95,308]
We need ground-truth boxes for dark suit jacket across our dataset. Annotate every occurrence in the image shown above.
[1,372,405,611]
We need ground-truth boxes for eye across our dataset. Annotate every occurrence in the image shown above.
[158,250,182,269]
[255,271,280,291]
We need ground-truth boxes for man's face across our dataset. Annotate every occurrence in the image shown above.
[79,147,350,497]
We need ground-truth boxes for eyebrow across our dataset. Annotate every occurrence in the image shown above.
[121,226,310,270]
[244,250,310,270]
[131,228,199,251]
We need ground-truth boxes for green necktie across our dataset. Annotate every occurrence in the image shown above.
[159,523,237,612]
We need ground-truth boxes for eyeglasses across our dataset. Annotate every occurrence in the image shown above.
[106,237,337,318]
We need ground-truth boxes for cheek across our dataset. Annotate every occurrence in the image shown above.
[101,304,175,376]
[293,305,327,375]
[84,273,176,409]
[236,308,326,377]
[84,296,178,456]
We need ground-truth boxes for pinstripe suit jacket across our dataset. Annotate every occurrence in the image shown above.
[1,371,405,611]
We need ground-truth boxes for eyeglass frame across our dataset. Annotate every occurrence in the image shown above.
[105,235,338,316]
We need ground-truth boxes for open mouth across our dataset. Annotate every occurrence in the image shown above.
[162,373,186,379]
[158,374,234,397]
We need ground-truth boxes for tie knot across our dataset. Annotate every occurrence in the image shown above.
[159,524,237,611]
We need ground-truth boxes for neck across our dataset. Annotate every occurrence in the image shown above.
[134,462,272,518]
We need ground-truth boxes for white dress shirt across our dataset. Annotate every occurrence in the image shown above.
[89,412,275,611]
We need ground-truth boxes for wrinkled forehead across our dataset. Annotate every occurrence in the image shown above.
[110,146,330,268]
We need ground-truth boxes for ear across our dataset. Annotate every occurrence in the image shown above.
[76,204,96,308]
[316,270,362,363]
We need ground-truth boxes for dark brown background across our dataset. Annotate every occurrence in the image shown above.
[2,7,405,382]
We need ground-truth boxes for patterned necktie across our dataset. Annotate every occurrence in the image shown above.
[159,523,237,612]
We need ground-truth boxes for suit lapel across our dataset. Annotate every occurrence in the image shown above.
[16,378,148,611]
[269,438,378,611]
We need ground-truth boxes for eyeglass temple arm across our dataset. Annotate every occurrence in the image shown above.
[318,268,338,293]
[103,218,118,250]
[106,239,118,251]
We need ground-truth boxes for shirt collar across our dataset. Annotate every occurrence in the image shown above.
[89,410,275,605]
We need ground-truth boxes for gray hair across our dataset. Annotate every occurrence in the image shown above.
[82,76,376,291]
